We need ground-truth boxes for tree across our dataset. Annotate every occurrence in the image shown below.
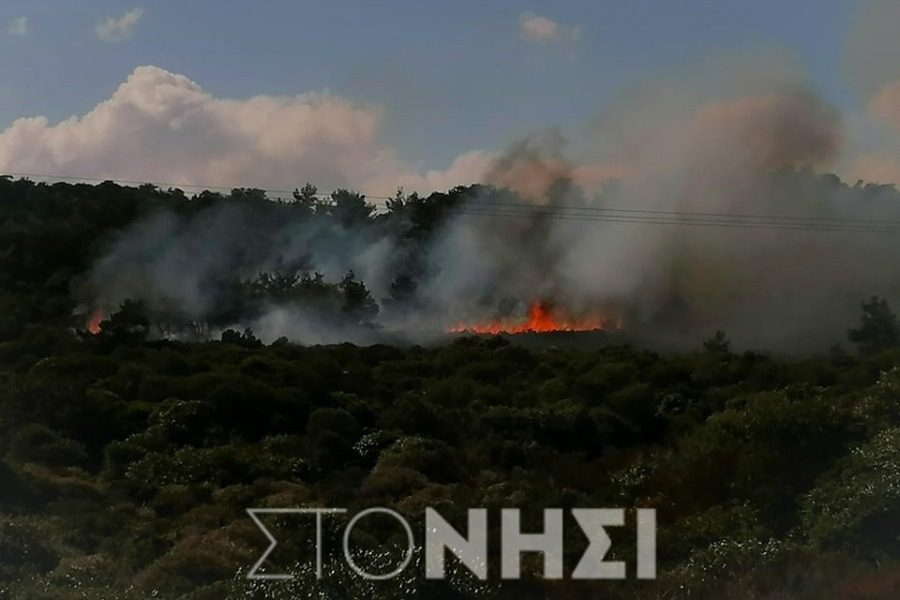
[848,296,900,355]
[386,187,406,213]
[703,330,731,354]
[292,182,319,213]
[389,274,417,304]
[228,188,268,203]
[329,189,374,226]
[99,299,150,344]
[220,328,262,349]
[247,272,300,302]
[340,271,379,324]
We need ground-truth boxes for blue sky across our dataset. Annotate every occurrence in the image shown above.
[8,1,900,196]
[0,1,860,169]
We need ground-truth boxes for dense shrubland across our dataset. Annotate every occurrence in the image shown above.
[0,176,899,598]
[2,324,899,598]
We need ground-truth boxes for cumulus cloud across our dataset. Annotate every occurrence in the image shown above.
[0,65,491,195]
[518,12,580,45]
[95,8,144,42]
[7,17,27,37]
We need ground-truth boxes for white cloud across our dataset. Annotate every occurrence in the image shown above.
[518,12,580,45]
[0,65,491,195]
[7,17,28,37]
[95,8,144,42]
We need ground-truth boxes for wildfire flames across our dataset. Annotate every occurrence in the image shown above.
[449,300,621,335]
[86,310,106,335]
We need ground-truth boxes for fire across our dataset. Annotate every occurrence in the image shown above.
[86,310,106,335]
[449,300,621,335]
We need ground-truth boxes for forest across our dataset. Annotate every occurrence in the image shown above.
[1,175,899,598]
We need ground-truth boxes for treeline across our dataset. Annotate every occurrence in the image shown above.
[3,170,899,344]
[0,175,479,340]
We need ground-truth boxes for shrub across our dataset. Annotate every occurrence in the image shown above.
[9,424,89,468]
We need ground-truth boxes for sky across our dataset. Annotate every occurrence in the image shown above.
[2,0,899,195]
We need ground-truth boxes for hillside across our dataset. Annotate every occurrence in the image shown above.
[1,176,899,598]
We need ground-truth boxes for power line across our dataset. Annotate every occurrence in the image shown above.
[6,170,900,233]
[454,207,900,233]
[459,199,900,227]
[451,208,900,234]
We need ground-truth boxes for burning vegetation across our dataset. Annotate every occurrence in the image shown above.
[448,300,621,335]
[86,310,105,335]
[59,167,900,351]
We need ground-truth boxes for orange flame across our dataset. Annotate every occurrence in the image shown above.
[449,300,621,335]
[87,310,106,335]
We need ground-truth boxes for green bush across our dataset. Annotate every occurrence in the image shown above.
[9,424,89,468]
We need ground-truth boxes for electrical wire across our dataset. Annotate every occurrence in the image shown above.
[5,170,900,234]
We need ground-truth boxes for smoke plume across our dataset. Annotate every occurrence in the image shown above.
[77,51,900,352]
